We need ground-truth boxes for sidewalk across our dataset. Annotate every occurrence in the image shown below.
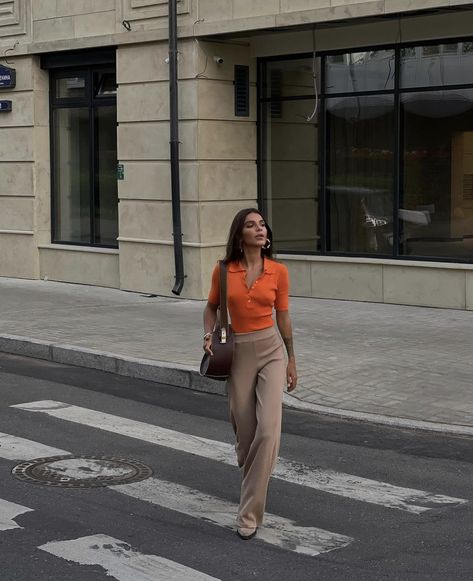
[1,277,473,435]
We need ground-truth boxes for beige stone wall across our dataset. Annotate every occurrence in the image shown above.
[116,39,257,298]
[2,0,473,306]
[282,254,473,310]
[32,0,117,43]
[39,246,120,287]
[3,1,473,54]
[0,55,47,279]
[0,53,120,288]
[194,0,473,38]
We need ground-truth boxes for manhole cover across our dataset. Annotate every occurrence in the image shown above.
[12,456,152,488]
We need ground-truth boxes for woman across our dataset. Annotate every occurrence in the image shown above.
[203,208,297,541]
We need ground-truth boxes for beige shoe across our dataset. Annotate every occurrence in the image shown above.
[237,527,257,540]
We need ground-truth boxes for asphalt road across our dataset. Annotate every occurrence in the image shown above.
[0,352,472,581]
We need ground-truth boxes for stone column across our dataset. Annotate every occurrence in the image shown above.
[117,37,257,298]
[0,55,48,280]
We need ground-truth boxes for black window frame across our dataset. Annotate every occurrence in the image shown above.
[258,36,473,265]
[49,64,118,249]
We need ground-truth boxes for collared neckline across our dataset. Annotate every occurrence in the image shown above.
[228,258,276,274]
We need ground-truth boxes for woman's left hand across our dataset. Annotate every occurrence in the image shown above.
[286,360,297,392]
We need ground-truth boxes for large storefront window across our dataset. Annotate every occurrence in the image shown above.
[260,39,473,263]
[51,67,117,247]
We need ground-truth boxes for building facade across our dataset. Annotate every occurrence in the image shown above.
[2,1,473,308]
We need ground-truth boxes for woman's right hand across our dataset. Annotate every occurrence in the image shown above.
[203,335,213,356]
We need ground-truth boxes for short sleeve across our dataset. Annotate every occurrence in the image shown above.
[207,263,220,306]
[274,264,289,311]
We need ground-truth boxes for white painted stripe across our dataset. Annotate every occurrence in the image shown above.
[112,478,353,556]
[39,534,221,581]
[0,498,33,531]
[12,400,468,514]
[0,432,68,461]
[0,430,350,556]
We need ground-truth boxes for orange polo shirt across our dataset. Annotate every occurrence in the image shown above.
[208,258,289,333]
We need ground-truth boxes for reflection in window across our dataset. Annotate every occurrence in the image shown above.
[401,89,473,258]
[263,99,319,252]
[95,71,117,97]
[265,58,320,99]
[56,76,86,99]
[95,106,118,245]
[326,95,394,254]
[326,50,395,93]
[401,41,473,88]
[463,42,473,54]
[422,45,440,57]
[54,108,91,243]
[261,41,473,263]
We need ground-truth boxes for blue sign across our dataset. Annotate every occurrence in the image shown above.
[0,100,12,112]
[0,65,16,89]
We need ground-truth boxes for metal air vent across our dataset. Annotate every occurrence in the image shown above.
[234,65,249,117]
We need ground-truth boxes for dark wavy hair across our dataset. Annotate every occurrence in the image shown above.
[223,208,274,264]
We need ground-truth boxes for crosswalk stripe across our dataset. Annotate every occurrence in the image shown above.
[0,498,33,531]
[0,432,68,460]
[39,534,221,581]
[0,429,349,557]
[112,477,353,556]
[0,428,352,557]
[12,400,467,514]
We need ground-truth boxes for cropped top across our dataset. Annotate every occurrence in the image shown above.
[207,258,289,333]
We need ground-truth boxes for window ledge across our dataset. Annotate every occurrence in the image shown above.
[38,244,119,255]
[275,253,473,271]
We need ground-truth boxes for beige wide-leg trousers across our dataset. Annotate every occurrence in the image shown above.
[227,325,285,531]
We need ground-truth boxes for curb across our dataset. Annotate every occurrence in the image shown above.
[0,334,226,396]
[1,333,473,437]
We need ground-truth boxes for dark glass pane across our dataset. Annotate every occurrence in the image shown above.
[326,95,395,254]
[263,100,319,252]
[401,42,473,88]
[95,71,117,97]
[56,76,86,99]
[265,58,320,98]
[326,50,395,94]
[95,106,118,246]
[54,108,91,243]
[401,89,473,259]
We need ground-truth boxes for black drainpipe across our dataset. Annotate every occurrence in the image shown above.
[169,0,185,295]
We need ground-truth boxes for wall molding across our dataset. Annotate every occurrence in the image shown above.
[0,0,28,39]
[121,0,190,22]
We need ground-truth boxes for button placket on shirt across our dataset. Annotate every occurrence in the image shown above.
[247,275,263,306]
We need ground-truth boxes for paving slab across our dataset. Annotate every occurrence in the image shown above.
[0,277,473,434]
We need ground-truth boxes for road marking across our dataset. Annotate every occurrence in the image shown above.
[0,498,33,531]
[0,429,350,556]
[39,534,221,581]
[0,432,68,460]
[12,400,468,514]
[112,478,353,556]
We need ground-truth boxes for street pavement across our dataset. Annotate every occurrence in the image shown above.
[1,353,472,580]
[0,277,473,432]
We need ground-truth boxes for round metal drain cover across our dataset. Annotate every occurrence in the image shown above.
[12,455,152,488]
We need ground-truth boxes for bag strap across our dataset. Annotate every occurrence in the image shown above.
[218,261,229,343]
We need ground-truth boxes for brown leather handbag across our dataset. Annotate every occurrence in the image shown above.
[199,261,234,381]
